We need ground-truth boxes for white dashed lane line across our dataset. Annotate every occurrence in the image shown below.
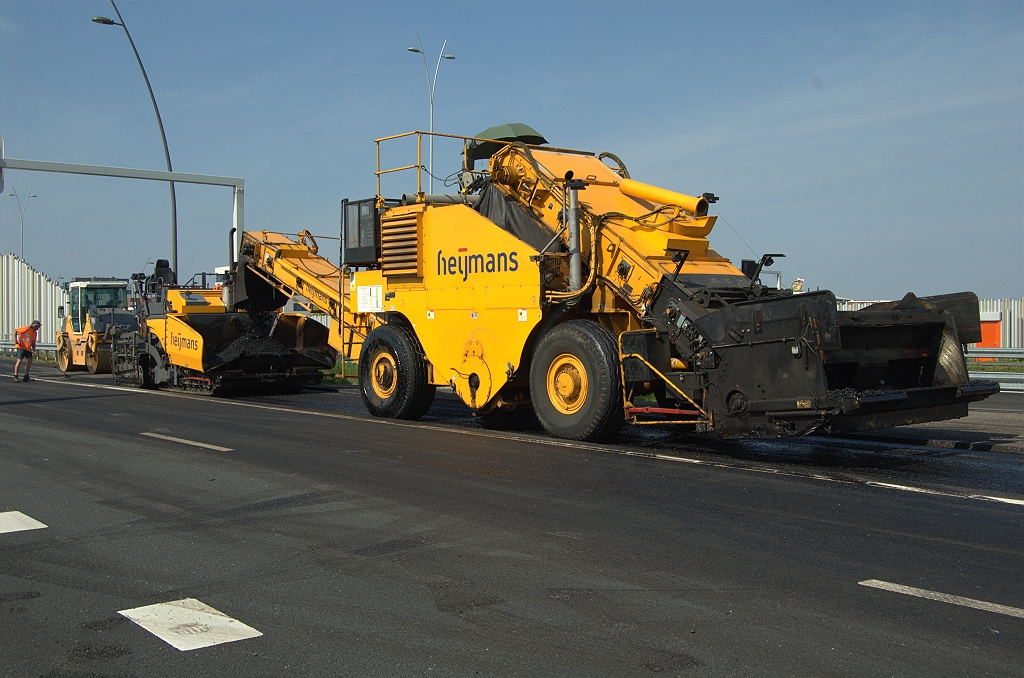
[859,579,1024,619]
[118,598,262,651]
[0,511,48,534]
[32,377,1024,509]
[865,481,1024,506]
[139,432,234,451]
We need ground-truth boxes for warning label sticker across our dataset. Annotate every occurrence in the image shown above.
[356,285,384,313]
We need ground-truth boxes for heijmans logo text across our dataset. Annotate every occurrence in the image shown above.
[437,249,518,281]
[170,331,200,352]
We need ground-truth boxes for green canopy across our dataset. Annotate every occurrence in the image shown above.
[466,123,547,161]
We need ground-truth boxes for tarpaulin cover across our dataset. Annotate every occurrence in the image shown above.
[475,183,561,253]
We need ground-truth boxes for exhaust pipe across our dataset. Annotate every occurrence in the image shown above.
[565,173,586,292]
[228,227,236,270]
[223,227,237,308]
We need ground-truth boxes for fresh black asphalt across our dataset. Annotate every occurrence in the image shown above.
[1,367,1022,676]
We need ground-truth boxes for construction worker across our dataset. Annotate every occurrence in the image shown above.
[13,320,42,382]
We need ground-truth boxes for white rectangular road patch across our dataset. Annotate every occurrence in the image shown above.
[0,511,48,534]
[859,579,1024,619]
[119,598,261,651]
[140,432,233,452]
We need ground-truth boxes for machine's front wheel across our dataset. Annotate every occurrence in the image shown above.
[85,337,111,374]
[56,335,75,372]
[359,324,435,420]
[530,320,624,442]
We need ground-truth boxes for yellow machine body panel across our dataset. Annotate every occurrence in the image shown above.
[510,150,645,217]
[354,203,543,408]
[486,145,742,319]
[147,315,206,372]
[494,147,728,262]
[148,289,225,373]
[164,288,228,314]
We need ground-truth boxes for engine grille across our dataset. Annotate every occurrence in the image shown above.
[380,212,422,277]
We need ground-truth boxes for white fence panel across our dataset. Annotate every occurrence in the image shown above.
[978,298,1023,349]
[835,300,890,311]
[0,254,68,347]
[308,313,331,328]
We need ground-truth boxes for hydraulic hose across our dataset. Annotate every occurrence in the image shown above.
[491,143,694,307]
[544,206,684,305]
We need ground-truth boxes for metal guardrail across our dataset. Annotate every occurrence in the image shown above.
[969,373,1024,391]
[0,339,59,364]
[0,339,57,352]
[966,347,1023,391]
[964,347,1024,359]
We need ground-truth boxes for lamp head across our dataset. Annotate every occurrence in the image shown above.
[442,55,455,60]
[92,16,117,25]
[407,47,422,53]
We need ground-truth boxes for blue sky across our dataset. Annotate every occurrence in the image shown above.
[1,1,1021,299]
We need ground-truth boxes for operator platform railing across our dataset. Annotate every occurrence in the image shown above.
[374,131,502,199]
[373,130,586,200]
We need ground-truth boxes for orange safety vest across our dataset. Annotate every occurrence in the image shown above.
[15,325,37,351]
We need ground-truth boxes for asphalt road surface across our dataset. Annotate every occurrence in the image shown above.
[971,391,1024,413]
[2,366,1022,676]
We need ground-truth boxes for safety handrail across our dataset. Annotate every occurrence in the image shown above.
[373,130,562,201]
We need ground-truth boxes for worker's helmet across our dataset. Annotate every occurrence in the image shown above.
[30,320,41,328]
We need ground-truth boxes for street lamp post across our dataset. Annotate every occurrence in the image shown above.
[407,36,454,193]
[93,1,178,279]
[6,187,38,260]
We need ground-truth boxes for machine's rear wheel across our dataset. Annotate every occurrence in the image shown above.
[56,335,75,372]
[359,324,435,420]
[530,320,624,442]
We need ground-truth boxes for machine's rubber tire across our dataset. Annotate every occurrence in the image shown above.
[56,335,76,373]
[529,320,624,442]
[359,324,436,420]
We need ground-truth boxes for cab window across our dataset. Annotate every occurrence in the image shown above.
[70,287,82,332]
[82,287,127,311]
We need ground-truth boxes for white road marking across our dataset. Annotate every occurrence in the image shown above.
[972,494,1024,506]
[859,579,1024,619]
[118,598,262,651]
[34,379,142,394]
[0,511,48,534]
[140,432,233,451]
[34,378,1024,509]
[865,481,950,496]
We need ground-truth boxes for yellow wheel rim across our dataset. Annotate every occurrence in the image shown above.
[546,353,588,415]
[370,352,398,399]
